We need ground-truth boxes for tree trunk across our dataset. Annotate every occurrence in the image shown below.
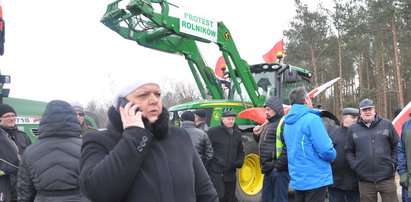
[381,41,388,118]
[391,14,404,108]
[338,37,343,112]
[376,54,382,115]
[358,54,363,95]
[365,52,370,89]
[309,44,319,88]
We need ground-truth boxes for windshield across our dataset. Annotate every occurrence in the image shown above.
[281,77,310,105]
[230,71,310,105]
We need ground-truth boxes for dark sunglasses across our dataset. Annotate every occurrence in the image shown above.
[76,112,85,117]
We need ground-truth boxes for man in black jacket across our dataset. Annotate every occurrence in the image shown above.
[329,107,360,202]
[194,109,209,132]
[345,99,399,202]
[207,111,245,202]
[0,104,31,202]
[180,111,213,166]
[253,96,289,202]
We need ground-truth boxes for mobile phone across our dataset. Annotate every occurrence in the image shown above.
[116,97,142,112]
[116,97,129,111]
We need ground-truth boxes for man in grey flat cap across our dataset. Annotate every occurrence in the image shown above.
[345,99,399,202]
[329,107,360,202]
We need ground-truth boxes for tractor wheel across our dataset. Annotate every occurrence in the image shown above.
[235,132,263,201]
[320,110,340,133]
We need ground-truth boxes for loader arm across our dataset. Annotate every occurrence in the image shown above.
[101,0,266,107]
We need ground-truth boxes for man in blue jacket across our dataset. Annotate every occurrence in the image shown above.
[283,87,336,201]
[397,114,411,202]
[398,116,411,202]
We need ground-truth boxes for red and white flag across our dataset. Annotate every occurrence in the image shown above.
[393,101,411,136]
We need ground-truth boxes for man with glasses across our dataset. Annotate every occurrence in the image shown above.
[345,99,399,202]
[71,102,97,137]
[0,103,31,202]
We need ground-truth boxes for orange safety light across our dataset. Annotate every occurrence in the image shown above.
[276,51,283,59]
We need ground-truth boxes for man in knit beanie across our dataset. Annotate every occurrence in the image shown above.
[0,104,31,202]
[252,96,289,202]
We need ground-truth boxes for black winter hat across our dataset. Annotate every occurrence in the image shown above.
[0,104,16,117]
[193,109,207,119]
[181,111,195,122]
[222,111,236,117]
[264,96,284,116]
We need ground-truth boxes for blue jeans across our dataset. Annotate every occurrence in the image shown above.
[261,169,290,202]
[328,187,360,202]
[402,187,411,202]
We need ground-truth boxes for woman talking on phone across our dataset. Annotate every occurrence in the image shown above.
[79,73,218,202]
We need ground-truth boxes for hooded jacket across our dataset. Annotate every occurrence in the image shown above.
[253,96,287,173]
[181,120,213,165]
[17,100,84,202]
[80,107,217,202]
[284,104,336,191]
[345,114,399,183]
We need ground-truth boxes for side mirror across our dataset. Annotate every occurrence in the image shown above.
[285,68,298,83]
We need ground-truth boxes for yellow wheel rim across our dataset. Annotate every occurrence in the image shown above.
[238,153,264,195]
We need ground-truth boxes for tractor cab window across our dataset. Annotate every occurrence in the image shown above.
[254,71,276,99]
[281,76,310,105]
[229,78,252,103]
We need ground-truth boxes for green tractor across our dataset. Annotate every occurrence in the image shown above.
[0,75,99,142]
[2,97,99,142]
[101,0,338,200]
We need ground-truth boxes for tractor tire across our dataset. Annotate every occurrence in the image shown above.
[235,132,263,202]
[320,110,340,133]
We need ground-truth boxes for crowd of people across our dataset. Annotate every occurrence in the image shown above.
[0,80,410,202]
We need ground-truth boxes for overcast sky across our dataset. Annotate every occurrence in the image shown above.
[1,0,323,107]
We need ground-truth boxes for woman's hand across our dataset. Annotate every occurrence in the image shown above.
[119,101,145,129]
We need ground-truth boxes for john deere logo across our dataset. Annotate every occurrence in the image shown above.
[224,32,230,40]
[213,111,221,121]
